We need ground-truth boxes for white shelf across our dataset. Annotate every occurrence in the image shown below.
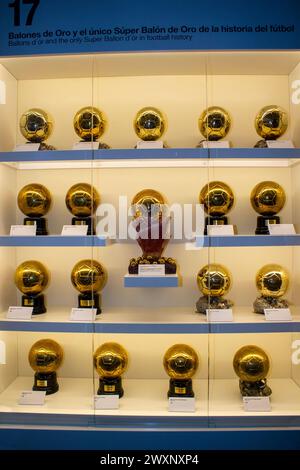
[0,306,300,333]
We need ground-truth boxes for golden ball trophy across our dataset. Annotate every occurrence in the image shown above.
[17,183,52,236]
[163,344,199,398]
[19,108,56,150]
[28,339,63,395]
[15,260,49,315]
[73,106,110,148]
[71,259,107,315]
[134,107,167,147]
[128,189,176,274]
[199,181,234,235]
[233,345,272,397]
[253,264,289,314]
[93,342,128,397]
[250,181,286,234]
[254,105,288,148]
[197,106,231,147]
[196,263,233,314]
[65,183,100,235]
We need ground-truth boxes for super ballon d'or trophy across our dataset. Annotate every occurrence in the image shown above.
[251,181,286,234]
[233,345,272,397]
[71,259,107,315]
[196,263,233,314]
[128,189,177,274]
[15,260,49,315]
[73,106,110,148]
[199,181,234,234]
[20,108,56,150]
[134,107,167,147]
[253,264,289,314]
[28,339,63,395]
[65,183,100,235]
[93,342,128,397]
[17,183,52,235]
[254,105,288,148]
[197,106,231,147]
[163,344,199,398]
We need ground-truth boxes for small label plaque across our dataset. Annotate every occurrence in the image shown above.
[19,391,46,405]
[138,264,165,276]
[7,306,33,320]
[266,140,294,149]
[61,225,88,236]
[73,142,100,150]
[10,225,37,236]
[168,397,196,412]
[206,309,233,322]
[264,308,292,322]
[243,396,271,412]
[94,395,119,410]
[14,143,40,152]
[202,141,230,149]
[70,308,97,321]
[268,224,296,235]
[136,140,164,149]
[207,225,234,236]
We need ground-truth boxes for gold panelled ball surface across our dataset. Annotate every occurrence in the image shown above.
[71,259,107,294]
[233,345,270,382]
[199,181,234,216]
[256,264,289,298]
[250,181,285,216]
[20,108,53,143]
[15,260,49,296]
[163,344,199,379]
[198,106,231,141]
[93,342,128,378]
[134,107,165,141]
[73,107,106,141]
[132,189,166,217]
[255,105,288,140]
[28,339,63,373]
[65,183,100,217]
[17,184,52,217]
[197,264,231,297]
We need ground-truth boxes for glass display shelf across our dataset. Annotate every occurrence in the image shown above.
[0,377,299,429]
[196,235,300,247]
[1,307,300,334]
[0,235,107,247]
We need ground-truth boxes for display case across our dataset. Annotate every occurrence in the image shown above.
[0,47,300,448]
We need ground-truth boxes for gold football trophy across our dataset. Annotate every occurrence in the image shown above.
[17,183,52,236]
[65,183,100,235]
[128,189,176,274]
[251,181,286,234]
[19,108,56,150]
[233,345,272,397]
[199,181,234,234]
[93,342,128,397]
[73,106,110,148]
[254,105,288,148]
[15,260,49,315]
[71,259,107,315]
[163,344,199,398]
[253,264,289,314]
[197,106,231,147]
[134,107,167,147]
[28,339,63,395]
[196,263,233,314]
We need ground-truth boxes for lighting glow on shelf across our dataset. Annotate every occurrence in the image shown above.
[0,81,6,105]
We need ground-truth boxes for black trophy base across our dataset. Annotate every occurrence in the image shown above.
[24,217,48,236]
[97,377,124,397]
[255,215,280,235]
[128,256,177,274]
[22,294,46,315]
[204,216,228,235]
[33,371,59,395]
[239,379,272,397]
[72,216,95,235]
[168,378,194,398]
[78,293,101,315]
